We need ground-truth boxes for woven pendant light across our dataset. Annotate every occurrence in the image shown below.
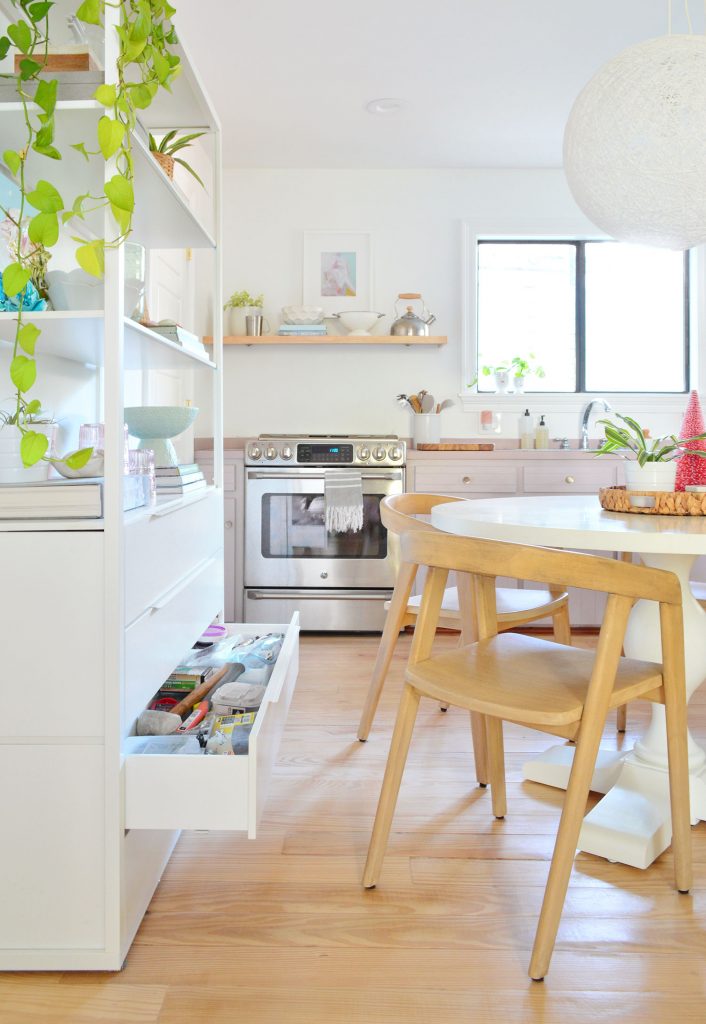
[564,34,706,251]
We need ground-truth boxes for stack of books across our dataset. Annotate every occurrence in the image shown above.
[0,474,148,519]
[147,321,208,357]
[278,323,328,337]
[155,462,207,496]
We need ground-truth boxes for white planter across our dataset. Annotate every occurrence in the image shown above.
[624,460,677,492]
[494,370,510,394]
[227,306,262,337]
[412,413,442,448]
[513,374,525,394]
[0,423,56,484]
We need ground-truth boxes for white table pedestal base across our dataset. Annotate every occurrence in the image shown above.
[521,552,706,869]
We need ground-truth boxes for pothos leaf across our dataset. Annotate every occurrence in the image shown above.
[97,116,125,160]
[18,321,40,355]
[20,429,48,467]
[64,446,93,469]
[10,354,37,393]
[75,0,101,25]
[3,149,21,175]
[75,239,105,278]
[8,20,32,54]
[94,83,116,107]
[2,263,31,298]
[104,173,134,212]
[26,179,64,213]
[28,210,59,247]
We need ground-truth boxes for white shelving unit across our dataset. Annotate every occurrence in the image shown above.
[0,11,299,972]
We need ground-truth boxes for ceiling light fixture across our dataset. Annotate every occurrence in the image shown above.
[365,98,403,115]
[563,30,706,251]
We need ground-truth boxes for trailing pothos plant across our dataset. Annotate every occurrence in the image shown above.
[0,0,182,469]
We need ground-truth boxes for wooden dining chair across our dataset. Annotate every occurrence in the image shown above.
[363,528,692,981]
[357,494,572,764]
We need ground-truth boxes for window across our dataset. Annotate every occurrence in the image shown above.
[475,240,688,393]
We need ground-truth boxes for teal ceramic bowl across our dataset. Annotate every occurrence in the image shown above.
[124,406,199,467]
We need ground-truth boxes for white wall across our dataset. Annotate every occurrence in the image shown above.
[195,167,696,441]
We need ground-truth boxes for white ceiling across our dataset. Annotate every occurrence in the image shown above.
[177,0,703,169]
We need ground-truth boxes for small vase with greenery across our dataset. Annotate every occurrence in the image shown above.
[224,290,264,335]
[596,413,706,491]
[148,130,206,187]
[471,354,545,394]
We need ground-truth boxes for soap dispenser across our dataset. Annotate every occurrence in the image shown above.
[535,414,549,449]
[520,409,534,449]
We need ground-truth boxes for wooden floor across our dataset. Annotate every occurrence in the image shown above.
[4,631,706,1022]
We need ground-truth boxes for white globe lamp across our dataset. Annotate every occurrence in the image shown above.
[564,35,706,250]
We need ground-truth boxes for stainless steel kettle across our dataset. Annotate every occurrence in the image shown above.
[390,293,436,336]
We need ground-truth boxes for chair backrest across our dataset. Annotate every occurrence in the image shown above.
[400,529,682,606]
[381,493,461,536]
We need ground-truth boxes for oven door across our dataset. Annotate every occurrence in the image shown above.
[245,467,403,589]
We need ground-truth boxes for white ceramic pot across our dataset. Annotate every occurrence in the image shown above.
[494,370,510,394]
[513,375,525,394]
[0,423,56,483]
[412,413,442,448]
[624,460,677,492]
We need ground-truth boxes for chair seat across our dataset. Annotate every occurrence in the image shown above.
[405,585,562,619]
[405,632,664,727]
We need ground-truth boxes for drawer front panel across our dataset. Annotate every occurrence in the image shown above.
[124,550,223,731]
[522,462,618,493]
[124,616,299,834]
[125,489,221,627]
[414,464,518,494]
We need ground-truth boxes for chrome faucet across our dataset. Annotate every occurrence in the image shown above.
[580,399,612,450]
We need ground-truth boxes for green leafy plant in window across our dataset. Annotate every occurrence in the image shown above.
[0,0,184,469]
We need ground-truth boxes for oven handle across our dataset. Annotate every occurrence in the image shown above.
[247,470,404,481]
[246,589,393,601]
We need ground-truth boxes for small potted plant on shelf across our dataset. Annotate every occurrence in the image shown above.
[0,404,57,483]
[223,289,264,336]
[595,413,706,491]
[148,130,206,187]
[509,354,545,394]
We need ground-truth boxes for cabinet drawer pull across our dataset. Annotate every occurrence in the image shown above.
[462,476,472,484]
[565,475,575,484]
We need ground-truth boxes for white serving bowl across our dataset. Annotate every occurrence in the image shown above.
[334,311,385,336]
[53,450,105,479]
[281,305,325,325]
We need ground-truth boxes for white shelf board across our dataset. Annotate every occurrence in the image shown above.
[0,312,216,371]
[0,517,104,532]
[0,103,215,250]
[123,484,220,527]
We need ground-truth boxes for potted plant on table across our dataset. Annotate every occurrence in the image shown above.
[223,290,264,336]
[595,413,706,491]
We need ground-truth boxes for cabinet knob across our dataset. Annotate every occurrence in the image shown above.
[462,475,472,484]
[225,520,233,529]
[565,475,575,484]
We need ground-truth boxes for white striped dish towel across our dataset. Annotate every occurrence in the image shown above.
[324,469,364,533]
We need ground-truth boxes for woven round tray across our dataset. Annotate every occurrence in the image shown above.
[599,485,706,516]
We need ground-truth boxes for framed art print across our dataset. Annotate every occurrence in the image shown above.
[303,231,372,315]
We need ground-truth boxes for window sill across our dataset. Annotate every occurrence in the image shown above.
[458,392,689,415]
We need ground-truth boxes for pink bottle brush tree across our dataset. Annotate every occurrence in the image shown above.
[676,391,706,490]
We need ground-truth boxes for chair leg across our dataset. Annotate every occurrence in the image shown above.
[357,562,417,741]
[551,602,572,646]
[660,603,693,895]
[485,717,506,818]
[470,712,489,787]
[616,704,627,733]
[529,709,607,981]
[363,684,421,888]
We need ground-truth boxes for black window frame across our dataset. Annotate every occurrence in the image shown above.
[477,239,690,394]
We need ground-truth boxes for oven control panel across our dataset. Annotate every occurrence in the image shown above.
[246,436,405,467]
[298,443,354,464]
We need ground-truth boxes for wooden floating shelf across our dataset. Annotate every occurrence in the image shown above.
[206,334,448,346]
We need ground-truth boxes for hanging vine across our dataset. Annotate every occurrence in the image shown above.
[0,0,182,468]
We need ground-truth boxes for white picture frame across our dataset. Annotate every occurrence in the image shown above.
[302,231,372,315]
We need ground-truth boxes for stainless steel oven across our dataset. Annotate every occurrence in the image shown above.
[243,435,405,630]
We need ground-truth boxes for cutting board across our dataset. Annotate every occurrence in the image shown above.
[416,443,495,451]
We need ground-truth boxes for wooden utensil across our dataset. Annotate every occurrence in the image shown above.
[171,664,230,717]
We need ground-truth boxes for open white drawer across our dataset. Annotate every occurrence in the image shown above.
[123,615,299,837]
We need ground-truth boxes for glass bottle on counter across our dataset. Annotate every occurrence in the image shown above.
[520,409,534,449]
[535,414,549,449]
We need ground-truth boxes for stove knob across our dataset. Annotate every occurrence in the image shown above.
[249,444,262,460]
[372,445,386,462]
[281,445,294,460]
[357,446,370,461]
[388,445,402,461]
[265,445,278,460]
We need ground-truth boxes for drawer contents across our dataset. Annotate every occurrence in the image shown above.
[126,631,286,758]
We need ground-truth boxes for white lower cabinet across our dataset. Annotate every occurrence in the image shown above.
[124,615,299,837]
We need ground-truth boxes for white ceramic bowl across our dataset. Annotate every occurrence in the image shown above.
[53,450,105,479]
[334,311,385,336]
[46,270,102,311]
[281,305,325,325]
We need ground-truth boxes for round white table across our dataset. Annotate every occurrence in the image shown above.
[431,494,706,870]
